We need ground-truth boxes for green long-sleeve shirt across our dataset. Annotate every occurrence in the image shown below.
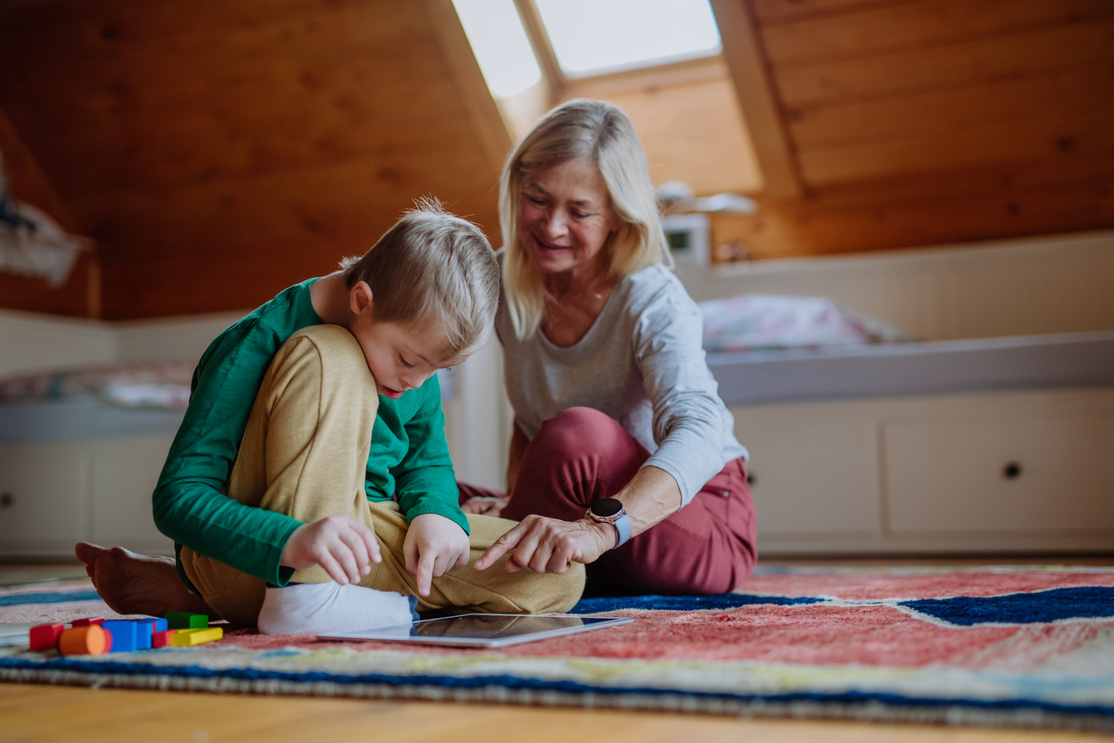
[152,278,468,588]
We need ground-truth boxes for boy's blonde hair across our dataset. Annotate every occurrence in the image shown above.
[339,198,499,359]
[499,99,672,339]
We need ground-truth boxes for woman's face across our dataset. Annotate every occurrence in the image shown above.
[517,158,620,283]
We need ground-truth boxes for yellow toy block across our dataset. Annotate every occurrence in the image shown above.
[168,627,223,646]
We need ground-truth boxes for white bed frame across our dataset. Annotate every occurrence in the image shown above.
[676,230,1114,556]
[2,230,1112,558]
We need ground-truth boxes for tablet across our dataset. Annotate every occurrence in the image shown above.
[0,623,33,647]
[318,613,633,648]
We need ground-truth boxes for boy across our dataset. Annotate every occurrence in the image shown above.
[77,200,585,634]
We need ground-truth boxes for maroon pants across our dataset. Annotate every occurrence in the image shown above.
[458,407,757,596]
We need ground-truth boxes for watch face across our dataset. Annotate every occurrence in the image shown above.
[591,498,623,518]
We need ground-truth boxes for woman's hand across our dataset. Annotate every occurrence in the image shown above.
[280,515,381,585]
[460,495,509,516]
[474,515,615,574]
[403,513,471,596]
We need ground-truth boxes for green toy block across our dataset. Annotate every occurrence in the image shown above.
[164,611,208,630]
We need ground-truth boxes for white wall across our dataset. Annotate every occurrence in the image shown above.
[440,338,511,490]
[0,309,116,377]
[113,313,242,364]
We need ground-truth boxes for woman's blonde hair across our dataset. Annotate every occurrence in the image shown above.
[339,197,499,359]
[499,99,671,339]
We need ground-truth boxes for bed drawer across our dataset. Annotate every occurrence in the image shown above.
[883,410,1114,536]
[0,437,175,557]
[0,443,90,554]
[733,409,877,538]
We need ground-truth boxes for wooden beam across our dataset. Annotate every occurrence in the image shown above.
[422,0,515,176]
[710,0,804,199]
[511,0,565,105]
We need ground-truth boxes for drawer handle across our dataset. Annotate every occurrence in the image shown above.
[0,492,12,508]
[1003,462,1022,479]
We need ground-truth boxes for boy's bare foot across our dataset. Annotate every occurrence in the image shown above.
[75,542,213,618]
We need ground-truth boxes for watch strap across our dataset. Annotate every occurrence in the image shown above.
[586,499,632,549]
[612,512,632,548]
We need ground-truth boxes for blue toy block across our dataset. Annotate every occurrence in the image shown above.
[134,618,166,650]
[133,622,153,650]
[102,620,138,653]
[137,617,168,633]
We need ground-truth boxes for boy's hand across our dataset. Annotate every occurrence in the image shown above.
[403,513,470,597]
[281,515,381,585]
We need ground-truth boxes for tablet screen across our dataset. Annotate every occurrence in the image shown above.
[318,613,632,648]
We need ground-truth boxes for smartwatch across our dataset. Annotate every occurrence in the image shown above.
[586,498,632,549]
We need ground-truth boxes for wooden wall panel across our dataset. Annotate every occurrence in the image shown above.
[702,0,1114,261]
[775,19,1114,108]
[600,76,764,197]
[755,0,1114,63]
[3,0,1114,308]
[0,0,506,320]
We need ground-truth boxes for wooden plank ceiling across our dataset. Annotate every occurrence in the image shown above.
[713,0,1114,260]
[0,0,508,319]
[1,0,1112,319]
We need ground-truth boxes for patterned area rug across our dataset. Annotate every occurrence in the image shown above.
[2,565,1113,731]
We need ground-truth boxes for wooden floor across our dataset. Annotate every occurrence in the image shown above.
[3,557,1112,743]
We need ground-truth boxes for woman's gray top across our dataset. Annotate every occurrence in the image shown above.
[497,262,748,507]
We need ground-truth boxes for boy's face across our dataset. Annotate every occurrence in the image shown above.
[348,283,464,399]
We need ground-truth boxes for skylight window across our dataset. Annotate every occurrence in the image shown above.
[534,0,721,76]
[453,0,722,98]
[453,0,541,97]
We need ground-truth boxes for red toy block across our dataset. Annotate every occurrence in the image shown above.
[58,625,110,656]
[71,617,104,627]
[29,622,65,652]
[152,629,176,648]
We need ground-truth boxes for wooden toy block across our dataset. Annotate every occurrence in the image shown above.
[151,629,176,648]
[168,627,223,646]
[165,612,208,630]
[137,617,169,633]
[133,621,154,650]
[102,620,138,653]
[58,625,110,656]
[71,617,104,627]
[29,622,65,652]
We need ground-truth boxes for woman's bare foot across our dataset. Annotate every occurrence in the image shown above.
[75,542,213,618]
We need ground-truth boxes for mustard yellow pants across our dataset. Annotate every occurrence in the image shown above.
[180,325,584,627]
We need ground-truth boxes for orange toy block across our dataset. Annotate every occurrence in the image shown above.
[168,627,223,646]
[29,622,65,652]
[58,625,110,656]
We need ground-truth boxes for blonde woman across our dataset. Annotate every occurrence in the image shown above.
[464,100,756,596]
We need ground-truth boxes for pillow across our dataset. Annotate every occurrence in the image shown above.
[699,294,913,352]
[0,360,194,409]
